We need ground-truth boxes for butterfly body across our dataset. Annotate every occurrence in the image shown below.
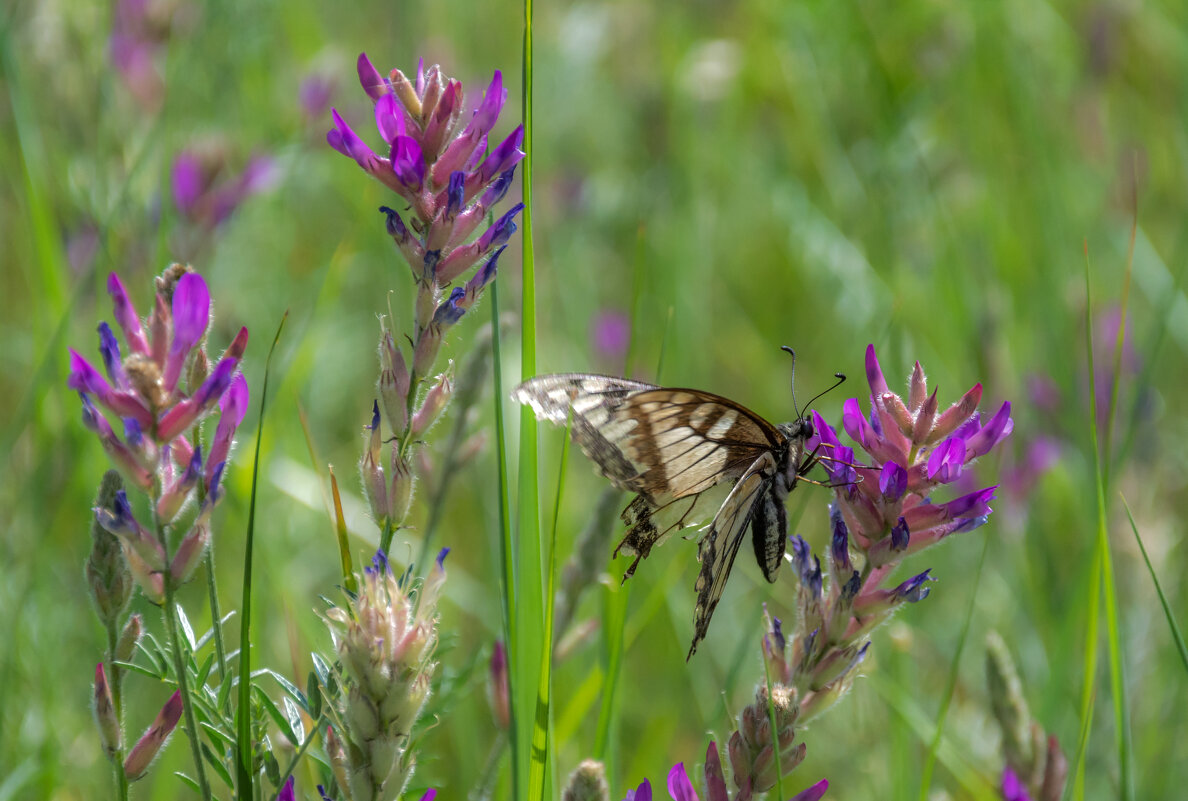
[512,373,817,658]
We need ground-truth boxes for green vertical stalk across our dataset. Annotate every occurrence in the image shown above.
[490,280,520,801]
[104,623,130,801]
[236,313,288,798]
[514,1,544,799]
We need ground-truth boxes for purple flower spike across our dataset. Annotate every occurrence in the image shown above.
[927,437,966,484]
[163,272,211,392]
[356,52,388,101]
[107,273,150,355]
[666,763,699,801]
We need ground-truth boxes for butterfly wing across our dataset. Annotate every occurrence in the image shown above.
[688,450,778,659]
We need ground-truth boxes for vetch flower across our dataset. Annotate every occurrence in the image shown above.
[321,548,448,800]
[172,146,277,229]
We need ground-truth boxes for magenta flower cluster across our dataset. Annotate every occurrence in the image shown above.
[68,267,249,598]
[328,53,523,341]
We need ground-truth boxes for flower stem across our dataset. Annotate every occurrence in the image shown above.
[204,546,228,682]
[152,506,212,801]
[104,621,130,801]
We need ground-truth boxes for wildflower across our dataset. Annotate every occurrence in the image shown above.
[278,776,296,801]
[592,309,631,366]
[623,743,826,801]
[69,267,248,501]
[124,691,183,780]
[321,548,448,800]
[172,146,277,228]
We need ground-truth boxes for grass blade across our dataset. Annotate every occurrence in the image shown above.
[236,311,288,797]
[1120,496,1188,674]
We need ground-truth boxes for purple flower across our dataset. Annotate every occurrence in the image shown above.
[69,268,248,524]
[327,53,522,299]
[171,147,277,228]
[1001,767,1034,801]
[278,776,296,801]
[592,310,631,363]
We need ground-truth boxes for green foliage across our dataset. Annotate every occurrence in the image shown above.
[2,0,1187,798]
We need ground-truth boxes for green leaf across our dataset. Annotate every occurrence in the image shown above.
[283,697,305,745]
[175,603,197,652]
[256,688,298,747]
[311,653,331,687]
[201,741,234,789]
[1122,496,1188,674]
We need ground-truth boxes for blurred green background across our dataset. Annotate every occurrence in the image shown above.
[2,0,1186,798]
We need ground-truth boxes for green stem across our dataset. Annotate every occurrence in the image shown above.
[152,508,212,801]
[204,545,228,683]
[269,712,327,801]
[105,621,130,801]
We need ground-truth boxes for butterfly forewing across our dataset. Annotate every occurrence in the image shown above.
[513,372,810,658]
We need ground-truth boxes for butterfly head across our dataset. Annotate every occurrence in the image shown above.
[778,416,814,443]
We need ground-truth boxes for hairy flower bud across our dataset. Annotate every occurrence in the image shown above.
[86,471,132,625]
[124,691,183,780]
[92,663,122,759]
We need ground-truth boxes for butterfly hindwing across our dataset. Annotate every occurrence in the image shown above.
[689,451,778,659]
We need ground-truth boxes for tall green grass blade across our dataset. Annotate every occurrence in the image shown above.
[1102,167,1138,490]
[489,279,519,801]
[514,1,544,797]
[529,418,569,801]
[328,469,357,594]
[918,530,990,800]
[1121,496,1188,675]
[236,311,288,797]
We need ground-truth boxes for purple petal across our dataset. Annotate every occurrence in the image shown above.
[1001,767,1033,801]
[328,108,378,168]
[107,273,149,355]
[890,516,910,551]
[474,125,525,185]
[68,349,112,397]
[894,569,933,602]
[356,52,388,100]
[788,778,829,801]
[965,401,1014,459]
[943,485,996,518]
[878,461,908,500]
[278,776,295,801]
[468,70,506,138]
[926,436,966,483]
[390,135,425,189]
[666,763,700,801]
[418,791,437,801]
[375,93,405,144]
[830,505,851,569]
[841,398,871,448]
[626,780,653,801]
[218,372,250,426]
[477,202,524,251]
[864,343,889,397]
[446,171,466,220]
[172,273,210,348]
[97,323,123,384]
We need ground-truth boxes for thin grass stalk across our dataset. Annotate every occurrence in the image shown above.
[1121,497,1188,674]
[918,530,991,799]
[490,279,520,801]
[515,0,544,797]
[1102,163,1138,490]
[236,312,287,796]
[529,417,569,801]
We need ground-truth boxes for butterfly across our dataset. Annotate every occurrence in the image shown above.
[512,348,844,659]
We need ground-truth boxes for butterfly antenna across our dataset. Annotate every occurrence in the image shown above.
[802,372,847,415]
[781,345,801,416]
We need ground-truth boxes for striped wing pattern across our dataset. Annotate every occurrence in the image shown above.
[513,373,788,656]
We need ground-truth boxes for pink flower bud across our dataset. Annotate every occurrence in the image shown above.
[170,524,210,584]
[124,691,182,780]
[411,365,454,436]
[93,663,121,757]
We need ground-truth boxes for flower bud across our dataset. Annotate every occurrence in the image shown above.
[170,524,210,584]
[92,663,122,759]
[412,322,443,377]
[411,364,454,436]
[124,691,183,780]
[86,471,132,626]
[379,332,410,436]
[388,453,414,525]
[116,614,144,662]
[561,760,609,801]
[488,641,510,730]
[361,402,389,526]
